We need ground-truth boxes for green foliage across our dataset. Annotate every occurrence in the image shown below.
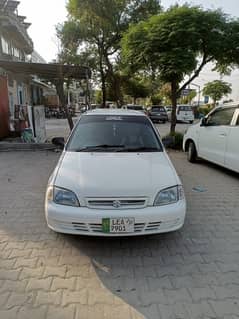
[122,78,150,102]
[203,80,232,105]
[95,90,102,104]
[151,94,162,105]
[58,0,161,105]
[198,105,214,116]
[122,5,239,132]
[163,132,184,150]
[122,5,238,83]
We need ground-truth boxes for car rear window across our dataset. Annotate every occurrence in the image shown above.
[67,115,163,152]
[178,106,192,111]
[151,107,166,112]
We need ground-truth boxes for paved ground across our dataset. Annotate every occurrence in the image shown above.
[0,149,239,319]
[45,117,193,141]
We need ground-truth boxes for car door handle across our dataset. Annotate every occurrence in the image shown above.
[219,133,227,137]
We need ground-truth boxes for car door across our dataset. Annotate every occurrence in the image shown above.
[225,109,239,173]
[198,107,235,166]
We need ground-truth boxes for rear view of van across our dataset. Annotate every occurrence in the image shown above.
[176,105,194,123]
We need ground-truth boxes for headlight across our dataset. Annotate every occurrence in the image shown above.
[47,186,80,207]
[154,185,184,206]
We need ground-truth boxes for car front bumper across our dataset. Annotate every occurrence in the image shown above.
[45,200,186,236]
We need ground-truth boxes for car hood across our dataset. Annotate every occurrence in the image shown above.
[53,151,180,201]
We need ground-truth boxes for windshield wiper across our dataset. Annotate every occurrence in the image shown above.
[117,146,160,152]
[75,144,125,152]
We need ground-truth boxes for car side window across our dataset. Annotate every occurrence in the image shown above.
[206,108,235,126]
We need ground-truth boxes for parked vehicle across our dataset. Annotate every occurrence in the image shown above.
[183,103,239,173]
[148,106,168,123]
[46,109,186,236]
[168,105,194,123]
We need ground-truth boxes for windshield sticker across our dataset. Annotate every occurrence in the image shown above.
[105,116,123,121]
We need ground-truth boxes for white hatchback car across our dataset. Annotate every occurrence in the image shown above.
[183,104,239,173]
[45,109,186,236]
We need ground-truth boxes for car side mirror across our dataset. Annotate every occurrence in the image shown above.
[52,137,65,149]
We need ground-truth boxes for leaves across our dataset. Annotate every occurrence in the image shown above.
[122,5,239,85]
[203,80,232,104]
[58,0,161,104]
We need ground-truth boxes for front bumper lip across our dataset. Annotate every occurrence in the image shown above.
[45,200,186,236]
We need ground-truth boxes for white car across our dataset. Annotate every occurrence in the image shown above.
[169,105,194,123]
[183,104,239,173]
[45,109,186,236]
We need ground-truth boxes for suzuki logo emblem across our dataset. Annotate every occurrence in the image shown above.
[112,200,121,208]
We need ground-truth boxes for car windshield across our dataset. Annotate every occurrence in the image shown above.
[67,115,163,152]
[151,107,166,112]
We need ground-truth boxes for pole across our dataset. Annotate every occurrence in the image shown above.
[86,70,91,110]
[191,83,200,107]
[198,85,201,108]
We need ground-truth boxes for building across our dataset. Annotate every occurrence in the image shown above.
[0,0,33,137]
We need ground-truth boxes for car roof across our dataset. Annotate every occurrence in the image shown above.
[219,102,239,109]
[84,108,146,117]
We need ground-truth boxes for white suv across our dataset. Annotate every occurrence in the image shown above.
[183,104,239,173]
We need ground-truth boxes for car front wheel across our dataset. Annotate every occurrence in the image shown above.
[188,141,197,163]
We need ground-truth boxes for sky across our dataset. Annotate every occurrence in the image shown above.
[18,0,239,101]
[18,0,68,62]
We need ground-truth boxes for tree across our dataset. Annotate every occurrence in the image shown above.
[58,0,161,107]
[203,80,232,107]
[122,5,239,133]
[123,78,150,104]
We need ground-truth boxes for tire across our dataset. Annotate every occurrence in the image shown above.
[190,120,194,124]
[162,120,166,124]
[187,141,197,163]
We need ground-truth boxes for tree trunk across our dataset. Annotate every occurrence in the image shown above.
[133,97,136,104]
[104,53,124,107]
[170,80,177,134]
[101,73,107,108]
[98,47,106,108]
[56,81,74,131]
[99,60,106,108]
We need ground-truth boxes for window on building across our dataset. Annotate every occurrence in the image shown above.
[1,36,11,55]
[13,47,20,58]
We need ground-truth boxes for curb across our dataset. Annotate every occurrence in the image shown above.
[0,143,56,151]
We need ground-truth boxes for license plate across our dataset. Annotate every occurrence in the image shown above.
[102,217,135,233]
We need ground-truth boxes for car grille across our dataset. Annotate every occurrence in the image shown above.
[72,222,155,233]
[53,220,172,234]
[86,198,147,209]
